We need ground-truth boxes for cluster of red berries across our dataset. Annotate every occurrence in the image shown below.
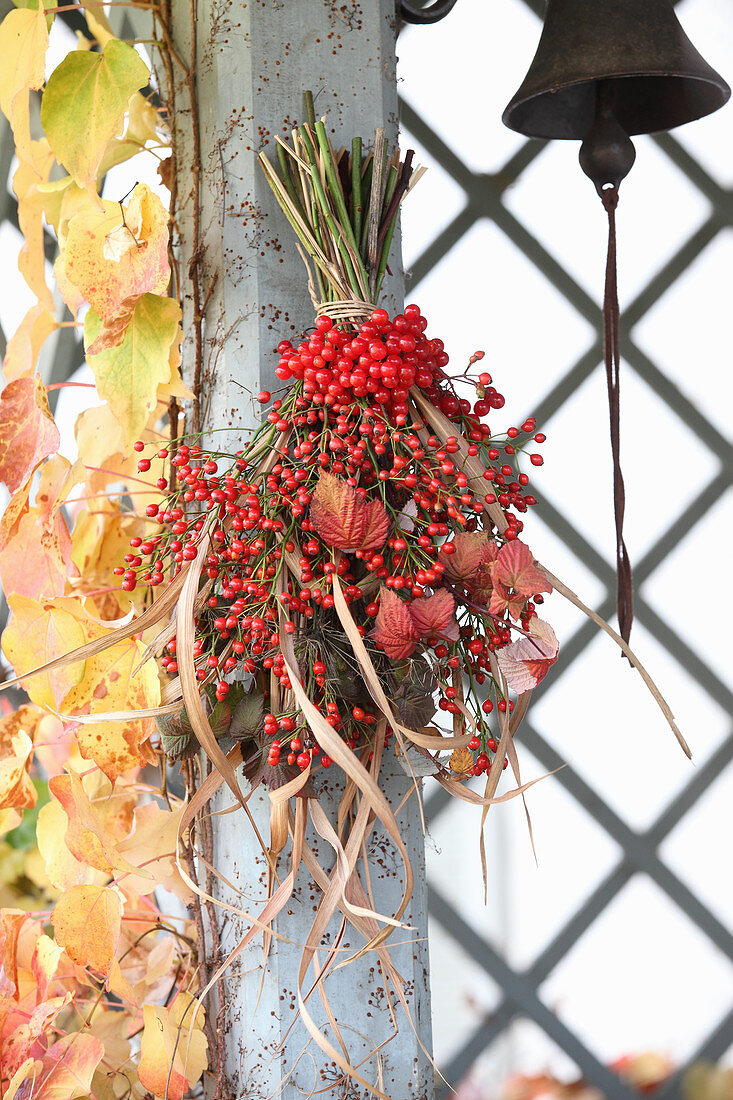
[116,304,549,779]
[275,304,446,422]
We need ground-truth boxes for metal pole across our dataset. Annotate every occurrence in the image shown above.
[169,3,434,1096]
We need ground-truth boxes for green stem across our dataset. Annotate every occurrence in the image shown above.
[315,121,371,295]
[352,136,363,247]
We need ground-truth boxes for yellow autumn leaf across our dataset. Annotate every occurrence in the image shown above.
[2,595,96,711]
[138,992,208,1100]
[3,304,57,383]
[62,637,160,781]
[52,883,122,973]
[0,3,49,163]
[13,138,55,311]
[37,176,87,242]
[115,802,191,902]
[40,39,149,190]
[36,797,88,891]
[74,403,127,472]
[64,184,170,322]
[85,294,181,450]
[71,503,146,619]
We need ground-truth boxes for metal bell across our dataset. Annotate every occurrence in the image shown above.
[503,0,730,142]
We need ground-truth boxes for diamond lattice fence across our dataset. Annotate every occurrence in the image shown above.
[398,1,733,1096]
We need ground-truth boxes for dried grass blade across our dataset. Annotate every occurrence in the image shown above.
[177,521,248,808]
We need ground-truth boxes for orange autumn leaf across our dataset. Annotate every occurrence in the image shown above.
[30,934,64,1002]
[409,588,460,642]
[0,456,77,600]
[0,706,41,811]
[371,589,417,660]
[51,884,122,973]
[496,617,559,695]
[0,377,59,493]
[138,992,208,1100]
[8,1032,104,1100]
[310,470,389,553]
[489,539,553,621]
[63,184,170,328]
[0,909,28,997]
[48,771,136,876]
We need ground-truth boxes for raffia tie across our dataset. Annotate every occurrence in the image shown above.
[315,298,374,323]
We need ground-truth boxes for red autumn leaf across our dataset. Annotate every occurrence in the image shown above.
[0,376,59,493]
[489,539,552,620]
[410,588,460,642]
[371,589,418,660]
[309,470,389,552]
[439,530,498,602]
[496,617,559,694]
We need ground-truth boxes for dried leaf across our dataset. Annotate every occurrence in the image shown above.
[52,884,122,973]
[138,992,208,1100]
[310,470,389,552]
[0,376,59,493]
[371,588,417,660]
[450,747,474,774]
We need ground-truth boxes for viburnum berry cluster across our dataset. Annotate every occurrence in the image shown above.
[117,303,555,786]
